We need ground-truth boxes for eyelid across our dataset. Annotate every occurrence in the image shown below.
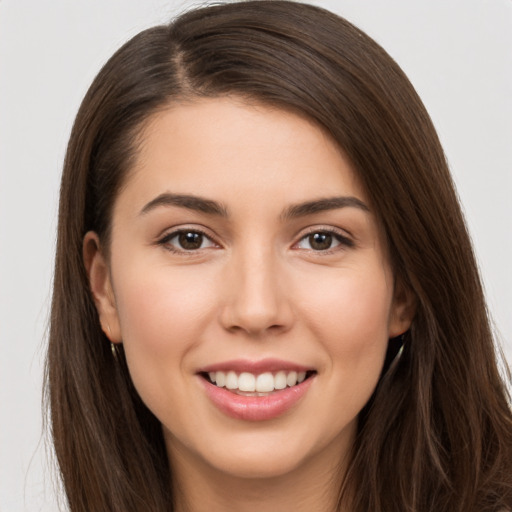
[157,225,221,253]
[292,225,355,251]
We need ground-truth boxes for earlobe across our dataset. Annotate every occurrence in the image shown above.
[388,280,416,338]
[83,231,122,343]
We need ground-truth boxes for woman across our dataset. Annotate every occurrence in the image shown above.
[46,1,512,510]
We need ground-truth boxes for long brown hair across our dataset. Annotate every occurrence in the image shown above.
[46,1,512,510]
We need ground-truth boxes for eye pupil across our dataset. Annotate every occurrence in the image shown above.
[309,233,332,250]
[179,232,203,250]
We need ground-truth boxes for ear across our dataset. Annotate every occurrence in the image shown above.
[83,231,122,343]
[388,279,416,338]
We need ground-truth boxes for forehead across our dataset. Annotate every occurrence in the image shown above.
[118,97,368,217]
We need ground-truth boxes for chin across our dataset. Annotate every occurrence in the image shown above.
[189,423,352,482]
[206,449,310,480]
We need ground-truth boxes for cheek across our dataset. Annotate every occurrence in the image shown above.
[111,262,219,380]
[111,263,221,420]
[298,265,393,361]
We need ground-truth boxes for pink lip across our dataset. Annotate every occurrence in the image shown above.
[198,358,312,374]
[198,373,315,422]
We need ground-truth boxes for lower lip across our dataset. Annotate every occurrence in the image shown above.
[200,375,315,421]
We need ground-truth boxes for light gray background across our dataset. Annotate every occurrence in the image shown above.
[1,1,511,510]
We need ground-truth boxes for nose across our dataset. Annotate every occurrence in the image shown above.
[219,247,293,337]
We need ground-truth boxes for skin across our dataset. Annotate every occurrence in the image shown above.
[84,97,414,512]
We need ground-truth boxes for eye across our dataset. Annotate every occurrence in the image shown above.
[295,230,353,251]
[159,229,217,252]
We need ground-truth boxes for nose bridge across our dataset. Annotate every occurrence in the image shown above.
[221,241,291,335]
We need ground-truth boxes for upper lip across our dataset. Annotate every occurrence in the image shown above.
[197,358,314,374]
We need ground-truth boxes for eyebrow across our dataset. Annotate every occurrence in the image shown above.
[139,192,369,219]
[281,196,370,220]
[140,193,228,217]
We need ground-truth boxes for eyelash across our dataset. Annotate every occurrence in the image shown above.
[157,226,354,255]
[293,227,354,254]
[157,228,218,254]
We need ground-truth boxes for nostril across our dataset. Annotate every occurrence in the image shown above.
[219,278,294,335]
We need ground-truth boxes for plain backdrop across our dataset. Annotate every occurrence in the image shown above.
[1,0,511,510]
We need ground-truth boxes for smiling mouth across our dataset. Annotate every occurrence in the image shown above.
[201,370,317,396]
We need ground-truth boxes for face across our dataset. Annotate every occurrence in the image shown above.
[85,98,413,485]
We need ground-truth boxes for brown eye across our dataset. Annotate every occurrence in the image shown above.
[295,230,353,252]
[178,231,204,250]
[160,229,216,252]
[308,233,333,250]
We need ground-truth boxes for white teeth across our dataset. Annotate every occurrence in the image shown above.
[207,370,310,392]
[215,371,225,387]
[255,372,274,392]
[238,372,256,392]
[226,371,238,390]
[286,371,297,387]
[274,371,287,390]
